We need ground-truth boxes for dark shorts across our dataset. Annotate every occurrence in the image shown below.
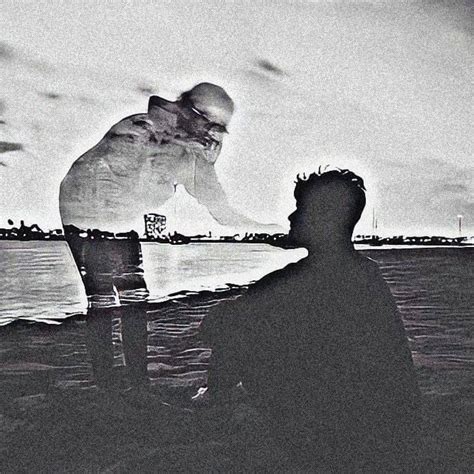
[66,235,149,308]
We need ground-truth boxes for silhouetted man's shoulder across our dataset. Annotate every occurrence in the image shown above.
[357,254,387,278]
[247,261,303,294]
[199,262,301,343]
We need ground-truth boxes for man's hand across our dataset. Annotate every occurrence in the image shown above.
[191,385,233,407]
[191,386,211,407]
[191,382,249,409]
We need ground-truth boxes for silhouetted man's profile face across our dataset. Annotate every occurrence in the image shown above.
[288,170,366,250]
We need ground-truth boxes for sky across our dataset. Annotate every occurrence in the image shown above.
[0,0,472,236]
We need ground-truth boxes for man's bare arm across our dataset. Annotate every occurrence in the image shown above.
[186,159,283,233]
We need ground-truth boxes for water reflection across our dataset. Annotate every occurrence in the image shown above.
[64,227,151,389]
[64,227,149,308]
[0,240,305,325]
[86,306,149,389]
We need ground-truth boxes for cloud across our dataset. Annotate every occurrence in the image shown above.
[256,59,286,76]
[0,142,23,153]
[244,58,289,85]
[38,92,62,100]
[0,42,14,61]
[136,85,159,96]
[450,199,474,215]
[437,183,469,194]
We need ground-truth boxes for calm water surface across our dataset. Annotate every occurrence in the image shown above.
[0,241,306,324]
[0,242,472,399]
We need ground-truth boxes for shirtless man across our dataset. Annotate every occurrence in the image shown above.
[60,83,280,388]
[60,82,276,235]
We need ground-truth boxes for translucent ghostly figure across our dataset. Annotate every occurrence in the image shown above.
[59,83,277,234]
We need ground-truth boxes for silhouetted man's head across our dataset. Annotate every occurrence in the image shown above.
[288,169,366,250]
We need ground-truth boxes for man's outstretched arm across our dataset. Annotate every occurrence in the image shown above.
[185,159,283,233]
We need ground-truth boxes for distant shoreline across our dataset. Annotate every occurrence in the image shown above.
[2,223,471,247]
[354,244,473,250]
[0,238,472,249]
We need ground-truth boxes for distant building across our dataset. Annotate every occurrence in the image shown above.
[45,229,64,240]
[144,213,166,239]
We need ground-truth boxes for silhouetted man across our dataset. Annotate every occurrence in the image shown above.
[199,169,421,470]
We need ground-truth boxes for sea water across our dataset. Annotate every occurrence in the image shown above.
[0,240,307,325]
[0,241,472,397]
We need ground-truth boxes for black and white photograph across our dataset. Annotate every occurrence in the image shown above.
[0,1,472,472]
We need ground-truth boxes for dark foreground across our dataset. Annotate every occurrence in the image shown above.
[0,287,472,473]
[1,380,472,473]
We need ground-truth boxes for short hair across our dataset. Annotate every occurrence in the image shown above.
[294,168,366,229]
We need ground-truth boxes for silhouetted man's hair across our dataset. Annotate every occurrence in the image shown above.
[294,169,366,230]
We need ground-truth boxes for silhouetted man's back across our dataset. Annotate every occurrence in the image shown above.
[200,170,420,470]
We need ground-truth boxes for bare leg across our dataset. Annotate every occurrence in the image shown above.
[86,308,116,389]
[120,306,149,387]
[114,240,149,387]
